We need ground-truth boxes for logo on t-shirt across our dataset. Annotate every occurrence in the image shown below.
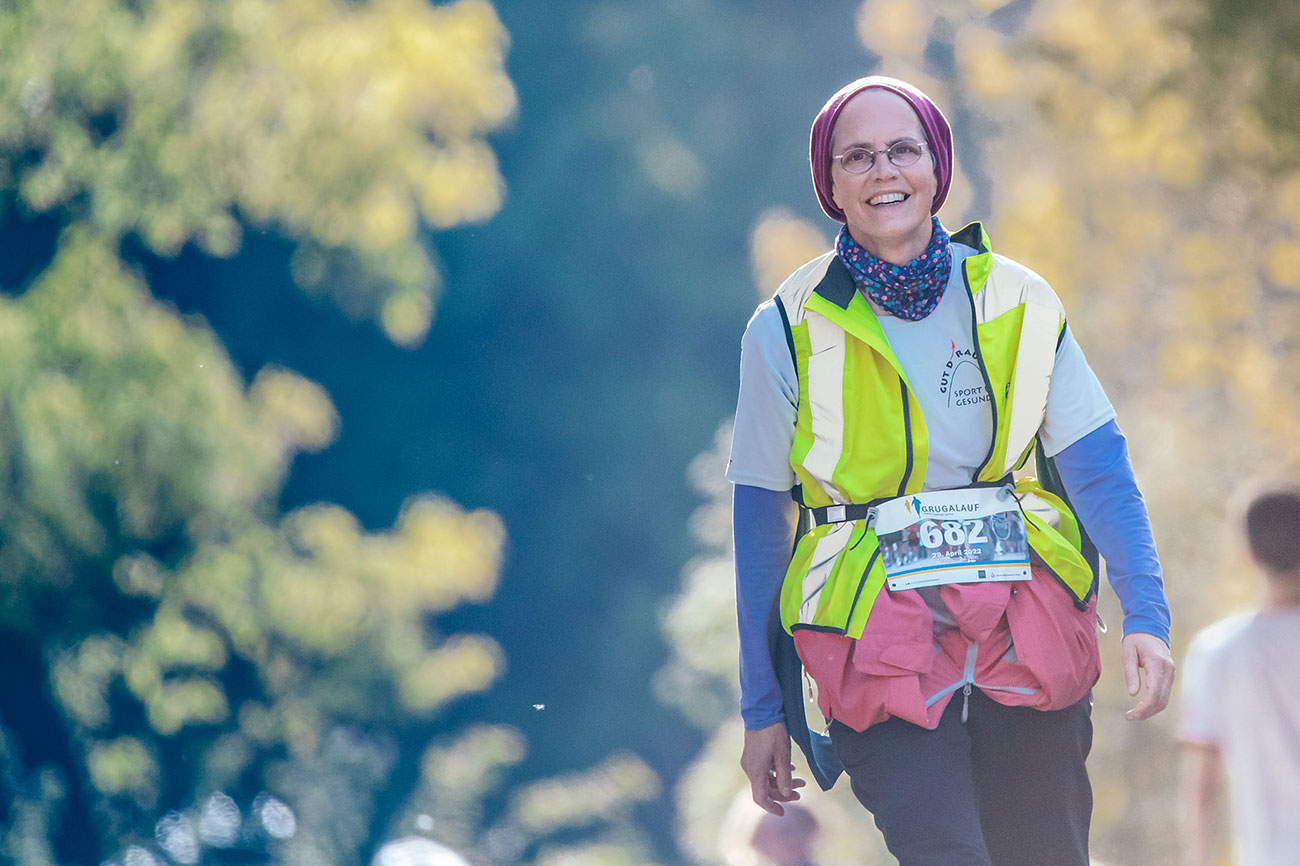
[938,340,989,408]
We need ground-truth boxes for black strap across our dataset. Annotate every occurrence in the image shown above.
[808,501,876,527]
[773,295,797,378]
[808,475,1015,528]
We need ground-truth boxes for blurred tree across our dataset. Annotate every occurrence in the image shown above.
[1190,0,1300,164]
[0,1,655,863]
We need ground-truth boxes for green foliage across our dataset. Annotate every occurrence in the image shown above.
[0,0,594,863]
[0,0,514,344]
[1190,0,1300,163]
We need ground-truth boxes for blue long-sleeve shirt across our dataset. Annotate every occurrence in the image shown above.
[734,419,1169,729]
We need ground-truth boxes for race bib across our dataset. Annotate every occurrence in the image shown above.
[875,486,1031,591]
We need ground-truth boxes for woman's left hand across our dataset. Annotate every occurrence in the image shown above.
[1121,632,1175,720]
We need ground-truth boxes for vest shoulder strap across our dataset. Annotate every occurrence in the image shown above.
[774,250,837,325]
[772,294,810,514]
[974,253,1067,327]
[773,294,796,374]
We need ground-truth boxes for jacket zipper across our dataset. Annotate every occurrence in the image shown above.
[841,547,882,635]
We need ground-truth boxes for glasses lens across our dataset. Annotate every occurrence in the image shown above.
[887,142,924,167]
[839,147,874,174]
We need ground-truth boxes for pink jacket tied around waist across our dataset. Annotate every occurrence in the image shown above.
[794,553,1101,732]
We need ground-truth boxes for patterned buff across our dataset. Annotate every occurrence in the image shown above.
[836,217,952,321]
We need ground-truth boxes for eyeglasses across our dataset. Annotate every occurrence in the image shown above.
[831,141,928,174]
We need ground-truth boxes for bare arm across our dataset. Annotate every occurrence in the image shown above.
[1181,742,1224,866]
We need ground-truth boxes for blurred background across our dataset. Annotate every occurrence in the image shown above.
[1,0,1298,864]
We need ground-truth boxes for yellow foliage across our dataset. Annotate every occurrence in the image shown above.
[1176,233,1230,281]
[250,367,339,453]
[955,26,1018,101]
[286,504,362,563]
[1159,339,1212,384]
[512,753,661,834]
[387,496,507,611]
[52,637,124,729]
[146,679,230,735]
[382,291,435,348]
[399,634,503,710]
[87,736,158,801]
[1276,174,1300,227]
[261,561,369,652]
[141,608,228,670]
[1266,239,1300,288]
[856,0,935,60]
[0,0,515,343]
[1034,0,1130,81]
[749,210,829,299]
[0,5,520,857]
[124,652,163,702]
[424,724,527,792]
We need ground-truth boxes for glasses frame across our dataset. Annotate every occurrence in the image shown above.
[831,140,929,175]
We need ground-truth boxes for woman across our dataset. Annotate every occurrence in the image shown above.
[727,76,1174,866]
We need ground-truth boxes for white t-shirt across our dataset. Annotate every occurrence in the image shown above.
[725,242,1115,492]
[1180,609,1300,866]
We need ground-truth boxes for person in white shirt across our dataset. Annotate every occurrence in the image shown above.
[1180,486,1300,866]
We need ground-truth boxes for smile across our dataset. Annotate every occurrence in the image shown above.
[869,192,909,206]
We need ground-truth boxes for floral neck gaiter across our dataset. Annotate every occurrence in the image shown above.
[836,217,952,321]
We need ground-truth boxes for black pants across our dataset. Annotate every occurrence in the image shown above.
[828,688,1093,866]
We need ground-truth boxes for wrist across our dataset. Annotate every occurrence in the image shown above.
[1121,620,1170,648]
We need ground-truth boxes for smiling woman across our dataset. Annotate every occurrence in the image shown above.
[726,76,1175,866]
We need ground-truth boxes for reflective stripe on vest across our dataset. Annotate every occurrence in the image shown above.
[774,222,1094,638]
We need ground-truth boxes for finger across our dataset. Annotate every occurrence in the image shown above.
[1125,666,1165,720]
[770,775,803,802]
[749,773,783,816]
[766,769,803,807]
[1125,658,1151,720]
[1127,648,1176,720]
[1121,640,1140,697]
[774,755,794,799]
[1148,661,1176,715]
[1126,690,1157,721]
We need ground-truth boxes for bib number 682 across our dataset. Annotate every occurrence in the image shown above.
[918,519,987,549]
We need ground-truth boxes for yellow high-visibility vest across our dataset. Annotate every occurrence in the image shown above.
[774,222,1094,638]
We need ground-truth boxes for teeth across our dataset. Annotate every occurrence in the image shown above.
[870,192,906,205]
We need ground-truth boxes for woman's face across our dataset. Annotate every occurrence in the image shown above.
[829,89,937,263]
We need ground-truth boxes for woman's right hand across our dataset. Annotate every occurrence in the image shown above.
[740,720,806,815]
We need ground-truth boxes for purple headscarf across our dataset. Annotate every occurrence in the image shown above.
[809,76,954,222]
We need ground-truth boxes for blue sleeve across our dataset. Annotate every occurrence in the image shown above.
[1052,419,1171,644]
[734,483,797,729]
